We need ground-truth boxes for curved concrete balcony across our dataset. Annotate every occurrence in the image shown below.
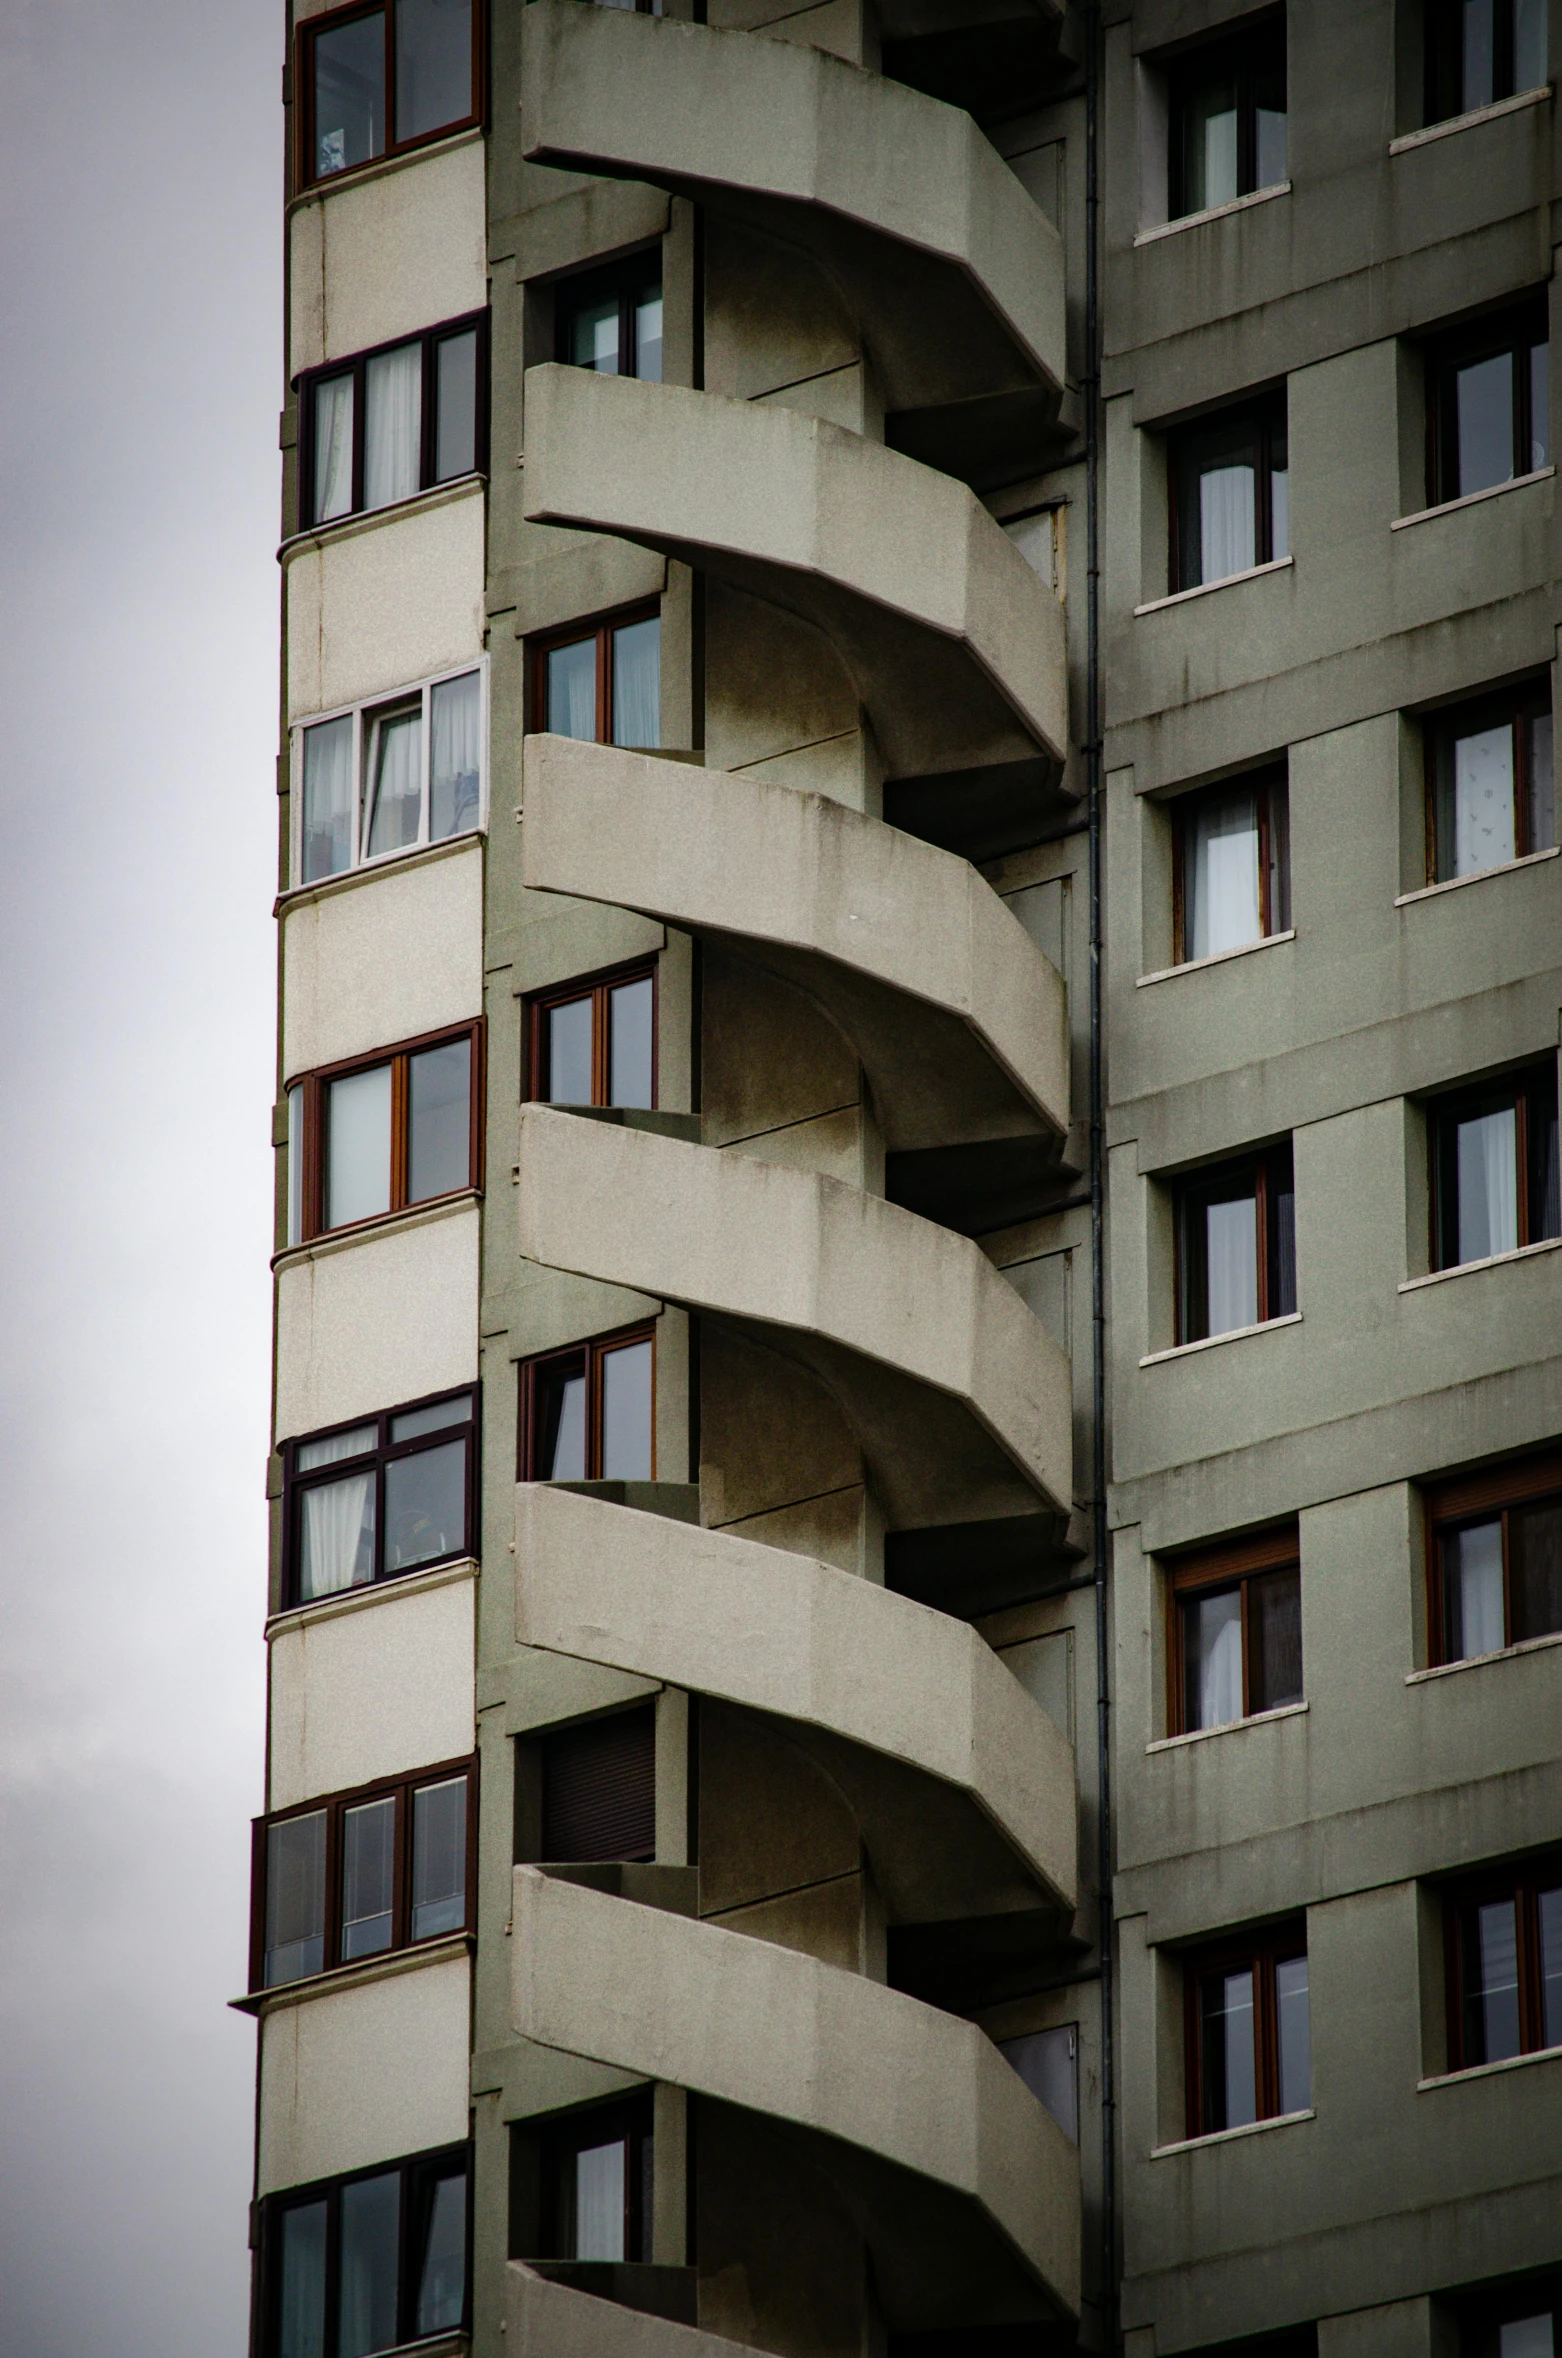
[516,1103,1071,1526]
[519,0,1065,471]
[515,1482,1076,1918]
[508,2266,766,2358]
[521,364,1067,782]
[520,733,1068,1156]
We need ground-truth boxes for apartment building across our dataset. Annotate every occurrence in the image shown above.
[248,4,1561,2357]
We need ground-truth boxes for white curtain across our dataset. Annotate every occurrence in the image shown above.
[1188,787,1260,958]
[1215,1969,1257,2126]
[430,670,482,838]
[1199,462,1256,584]
[1275,1955,1311,2114]
[301,714,354,882]
[1270,462,1290,559]
[326,1062,393,1228]
[364,342,422,511]
[1456,1103,1518,1263]
[416,2176,468,2336]
[1206,1193,1258,1334]
[601,1338,653,1479]
[546,639,597,741]
[1192,1589,1243,1728]
[366,707,422,857]
[1453,721,1516,876]
[574,2141,626,2261]
[313,374,354,522]
[1199,105,1239,209]
[1451,1521,1505,1658]
[300,1471,374,1600]
[611,615,661,748]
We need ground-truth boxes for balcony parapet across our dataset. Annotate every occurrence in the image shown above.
[507,2262,765,2357]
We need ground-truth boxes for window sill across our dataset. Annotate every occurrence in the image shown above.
[266,1555,477,1640]
[1398,1235,1562,1293]
[1139,1310,1302,1368]
[1152,2108,1313,2159]
[229,1932,472,2018]
[1418,2042,1562,2093]
[1406,1627,1562,1684]
[278,470,486,564]
[1146,1701,1308,1754]
[1137,930,1295,988]
[1394,845,1559,907]
[272,1188,481,1270]
[286,121,484,220]
[275,828,485,919]
[1391,465,1554,533]
[1388,84,1551,154]
[1134,181,1290,245]
[1134,556,1292,617]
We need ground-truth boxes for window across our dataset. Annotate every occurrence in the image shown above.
[557,253,663,383]
[1425,0,1548,124]
[540,1706,657,1863]
[281,1389,477,1608]
[998,2025,1078,2142]
[1425,679,1554,883]
[1426,1447,1562,1663]
[301,313,487,530]
[262,2146,470,2358]
[1184,1921,1310,2136]
[527,963,656,1111]
[286,1023,481,1246]
[299,0,480,188]
[1166,1524,1302,1734]
[1174,767,1290,960]
[1176,1143,1296,1343]
[252,1760,474,1991]
[1446,1857,1562,2068]
[296,666,484,888]
[519,1327,655,1484]
[1448,2276,1562,2358]
[541,2098,654,2263]
[533,606,661,749]
[1429,1065,1560,1271]
[1427,302,1550,507]
[1169,394,1288,591]
[1168,17,1287,219]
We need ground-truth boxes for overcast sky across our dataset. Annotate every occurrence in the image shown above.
[0,2,279,2350]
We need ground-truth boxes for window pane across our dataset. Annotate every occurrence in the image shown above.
[1201,1966,1256,2130]
[1185,77,1239,212]
[412,1776,468,1939]
[544,996,595,1104]
[1255,99,1287,191]
[390,1395,471,1444]
[1462,0,1495,110]
[1465,1896,1521,2062]
[326,1062,393,1228]
[1204,1187,1259,1335]
[384,1437,467,1572]
[395,0,472,142]
[1183,1586,1243,1730]
[634,283,663,383]
[339,2171,401,2358]
[415,2168,468,2333]
[365,704,423,859]
[1200,461,1256,582]
[1530,340,1551,472]
[608,977,654,1109]
[265,1812,327,1987]
[1447,720,1517,878]
[541,1368,587,1480]
[1249,1566,1303,1711]
[1526,709,1554,854]
[570,294,621,373]
[434,328,478,481]
[301,1471,377,1600]
[1455,349,1515,497]
[302,715,355,882]
[1269,460,1289,560]
[430,669,482,839]
[601,1339,653,1481]
[1275,1953,1310,2113]
[408,1037,471,1202]
[1539,1885,1562,2049]
[364,342,423,511]
[341,1794,397,1960]
[313,373,356,522]
[1185,785,1260,959]
[1510,1497,1562,1644]
[313,10,384,178]
[1515,0,1548,91]
[998,2025,1078,2142]
[574,2138,627,2261]
[1531,1079,1561,1243]
[1500,2321,1555,2358]
[611,616,661,748]
[1271,1158,1297,1318]
[278,2199,329,2358]
[298,1423,377,1471]
[1454,1101,1518,1263]
[1443,1518,1507,1659]
[546,637,599,740]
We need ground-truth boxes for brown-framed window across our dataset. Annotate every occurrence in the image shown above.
[297,664,486,888]
[1446,2273,1562,2358]
[532,604,661,750]
[1184,1920,1310,2137]
[1425,0,1548,126]
[1428,1064,1560,1272]
[281,1387,478,1609]
[527,961,657,1111]
[1165,1524,1302,1735]
[541,1706,657,1863]
[1426,300,1550,508]
[1445,1856,1562,2069]
[1173,766,1291,962]
[252,1756,475,1992]
[297,0,482,190]
[1176,1142,1296,1343]
[557,251,663,383]
[286,1021,483,1247]
[519,1326,655,1484]
[1424,678,1554,884]
[539,2095,654,2263]
[1167,15,1287,220]
[1425,1446,1562,1663]
[260,2142,471,2358]
[1170,393,1288,591]
[299,312,488,532]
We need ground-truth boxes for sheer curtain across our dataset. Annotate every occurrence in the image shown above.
[430,670,482,838]
[1206,1192,1258,1334]
[300,1472,375,1600]
[611,616,661,748]
[302,715,355,881]
[314,375,355,521]
[1452,720,1516,875]
[416,2175,468,2335]
[364,342,422,510]
[1456,1103,1518,1262]
[365,706,422,857]
[1449,1521,1505,1658]
[1189,1588,1243,1727]
[1199,461,1256,584]
[547,639,597,740]
[574,2141,627,2261]
[1187,786,1260,957]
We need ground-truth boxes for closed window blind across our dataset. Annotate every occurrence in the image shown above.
[541,1710,656,1863]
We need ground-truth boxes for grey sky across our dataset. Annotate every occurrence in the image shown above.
[0,2,279,2350]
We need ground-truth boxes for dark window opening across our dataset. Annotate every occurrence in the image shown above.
[1168,17,1288,220]
[557,253,663,384]
[300,0,480,189]
[1176,1143,1296,1343]
[528,962,657,1112]
[1173,766,1291,961]
[1426,1447,1562,1663]
[1429,1065,1560,1271]
[286,1021,482,1246]
[1425,0,1548,125]
[1185,1921,1310,2137]
[519,1327,655,1484]
[282,1388,478,1608]
[1165,1525,1303,1734]
[1426,678,1554,882]
[1446,1859,1562,2068]
[261,2145,471,2358]
[300,313,488,530]
[541,1709,657,1864]
[530,2096,655,2265]
[1169,394,1288,592]
[1425,301,1550,507]
[534,605,661,750]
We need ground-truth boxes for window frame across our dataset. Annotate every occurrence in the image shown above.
[295,0,485,194]
[259,2141,473,2358]
[538,2094,655,2265]
[1168,393,1289,593]
[1425,1445,1562,1664]
[1422,676,1553,883]
[530,600,662,745]
[1424,0,1547,125]
[1174,1141,1297,1344]
[1183,1918,1309,2139]
[1166,15,1289,222]
[249,1753,477,1993]
[1164,1523,1303,1735]
[554,248,664,381]
[1428,1063,1560,1272]
[291,659,489,891]
[280,1384,481,1611]
[287,1019,484,1246]
[517,1323,658,1484]
[526,958,660,1109]
[297,310,490,532]
[1171,763,1292,963]
[1446,2272,1562,2358]
[1444,1855,1562,2069]
[1425,301,1549,508]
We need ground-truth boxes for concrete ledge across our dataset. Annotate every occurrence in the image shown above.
[511,1867,1081,2314]
[520,735,1069,1145]
[507,2264,765,2358]
[514,1482,1077,1912]
[521,364,1067,779]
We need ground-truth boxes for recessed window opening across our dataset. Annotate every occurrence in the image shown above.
[297,665,484,887]
[1184,1921,1310,2136]
[1167,17,1287,219]
[1426,301,1550,507]
[1166,1525,1302,1734]
[301,314,487,530]
[1176,1142,1296,1342]
[255,1760,474,1991]
[286,1023,481,1245]
[540,2098,654,2265]
[1425,0,1548,124]
[557,252,663,383]
[1425,679,1554,883]
[1174,766,1290,960]
[300,0,480,188]
[1447,2275,1562,2358]
[528,962,657,1112]
[282,1389,477,1607]
[519,1328,655,1484]
[1169,394,1288,591]
[1426,1447,1562,1662]
[535,605,661,749]
[1429,1065,1559,1271]
[262,2146,470,2358]
[1445,1857,1562,2068]
[540,1706,657,1863]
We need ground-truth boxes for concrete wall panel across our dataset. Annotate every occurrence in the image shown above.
[268,1565,475,1811]
[289,137,486,376]
[285,486,485,723]
[275,1202,479,1440]
[282,842,484,1081]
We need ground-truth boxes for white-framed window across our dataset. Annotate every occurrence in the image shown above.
[292,661,487,889]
